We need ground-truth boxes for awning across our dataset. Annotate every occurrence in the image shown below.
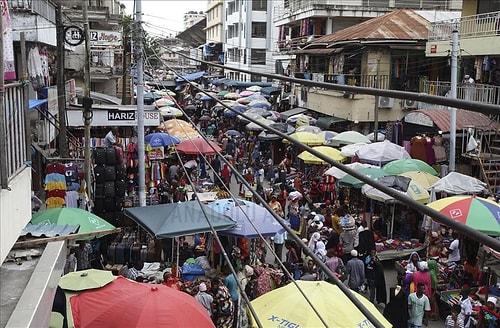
[175,71,205,82]
[124,201,237,238]
[28,99,48,110]
[316,116,345,130]
[260,86,281,96]
[295,48,342,55]
[404,109,498,132]
[279,107,307,120]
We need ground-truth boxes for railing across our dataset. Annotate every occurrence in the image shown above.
[274,35,325,53]
[1,83,28,183]
[8,0,56,23]
[429,10,500,41]
[421,80,500,106]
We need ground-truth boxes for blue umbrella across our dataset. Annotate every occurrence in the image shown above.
[200,95,213,101]
[144,132,180,147]
[224,104,247,117]
[225,129,242,137]
[208,198,254,214]
[221,203,285,238]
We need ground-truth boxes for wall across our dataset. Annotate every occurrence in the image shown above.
[0,167,32,263]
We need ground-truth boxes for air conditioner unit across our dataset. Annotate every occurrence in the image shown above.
[378,96,394,109]
[403,99,419,110]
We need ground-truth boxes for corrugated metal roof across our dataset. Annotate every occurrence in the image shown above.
[312,9,449,46]
[20,223,80,238]
[406,109,498,132]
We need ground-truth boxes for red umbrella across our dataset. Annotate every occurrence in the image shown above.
[176,137,222,155]
[70,276,214,328]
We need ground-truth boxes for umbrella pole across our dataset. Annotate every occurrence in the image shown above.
[176,237,180,278]
[390,204,395,238]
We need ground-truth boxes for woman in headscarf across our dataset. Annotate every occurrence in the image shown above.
[427,259,440,320]
[308,232,321,252]
[254,266,272,297]
[412,261,432,298]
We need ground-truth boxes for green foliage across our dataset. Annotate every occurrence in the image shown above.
[121,14,161,69]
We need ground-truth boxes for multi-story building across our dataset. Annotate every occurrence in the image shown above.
[224,0,279,82]
[426,0,500,105]
[272,0,462,119]
[205,0,224,78]
[184,10,206,30]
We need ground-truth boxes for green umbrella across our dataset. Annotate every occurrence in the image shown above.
[338,167,388,188]
[217,90,229,97]
[31,208,115,240]
[59,269,116,291]
[382,158,439,176]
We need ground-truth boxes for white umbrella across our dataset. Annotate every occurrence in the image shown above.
[366,131,386,141]
[324,162,377,179]
[183,159,197,169]
[430,171,487,194]
[340,142,368,157]
[355,140,411,164]
[330,131,371,146]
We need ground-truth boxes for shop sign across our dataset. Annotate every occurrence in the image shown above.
[66,109,161,127]
[90,30,122,47]
[404,112,434,127]
[149,147,164,160]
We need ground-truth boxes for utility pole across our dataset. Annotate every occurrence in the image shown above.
[449,30,458,172]
[135,0,146,206]
[83,1,93,202]
[0,6,7,189]
[20,33,30,160]
[56,5,69,158]
[373,57,380,142]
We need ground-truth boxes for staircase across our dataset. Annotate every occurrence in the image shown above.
[463,127,500,195]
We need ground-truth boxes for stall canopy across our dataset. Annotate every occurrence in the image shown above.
[175,71,205,82]
[279,107,307,121]
[124,202,237,238]
[404,109,497,132]
[315,116,345,130]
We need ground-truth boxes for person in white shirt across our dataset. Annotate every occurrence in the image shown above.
[448,232,461,263]
[408,282,431,328]
[103,127,119,147]
[194,282,214,317]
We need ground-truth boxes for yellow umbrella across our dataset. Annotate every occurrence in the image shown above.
[171,130,201,141]
[159,119,192,132]
[284,132,324,146]
[250,280,391,327]
[59,269,115,292]
[298,146,346,164]
[399,170,441,189]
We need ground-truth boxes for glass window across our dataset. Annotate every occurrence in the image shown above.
[477,0,500,14]
[252,0,267,11]
[251,49,266,65]
[251,22,267,38]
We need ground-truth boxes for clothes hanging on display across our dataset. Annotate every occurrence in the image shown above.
[424,137,436,165]
[432,135,447,163]
[410,136,427,162]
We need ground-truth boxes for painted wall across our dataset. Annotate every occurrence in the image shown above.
[0,167,32,263]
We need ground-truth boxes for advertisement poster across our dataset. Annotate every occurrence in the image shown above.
[149,147,164,160]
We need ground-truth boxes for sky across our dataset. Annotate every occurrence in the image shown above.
[121,0,207,38]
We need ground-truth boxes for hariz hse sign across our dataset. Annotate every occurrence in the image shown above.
[66,109,160,127]
[90,30,122,47]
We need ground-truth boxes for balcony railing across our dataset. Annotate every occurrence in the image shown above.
[274,35,325,53]
[0,82,28,184]
[8,0,56,23]
[421,80,500,106]
[429,11,500,42]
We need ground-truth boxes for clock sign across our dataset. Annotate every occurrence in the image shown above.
[64,26,85,46]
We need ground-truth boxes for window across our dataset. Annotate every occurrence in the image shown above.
[251,49,266,65]
[251,22,267,38]
[252,0,267,11]
[477,0,500,14]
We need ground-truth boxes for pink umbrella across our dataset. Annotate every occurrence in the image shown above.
[239,90,254,97]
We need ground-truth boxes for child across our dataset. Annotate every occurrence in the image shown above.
[445,305,464,328]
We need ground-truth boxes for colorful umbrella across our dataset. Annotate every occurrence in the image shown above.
[59,269,115,292]
[208,198,254,214]
[246,107,271,117]
[239,90,254,97]
[31,208,116,240]
[250,280,391,328]
[366,131,386,141]
[71,276,214,328]
[145,132,180,147]
[159,107,183,118]
[338,167,388,188]
[324,162,377,179]
[355,140,411,164]
[159,119,192,132]
[318,130,338,141]
[248,99,272,110]
[224,104,247,117]
[330,131,371,145]
[426,196,500,236]
[284,132,324,146]
[298,146,346,164]
[176,138,222,155]
[237,112,263,123]
[383,158,439,176]
[224,92,240,100]
[225,129,242,137]
[217,90,229,97]
[400,171,441,190]
[154,98,175,108]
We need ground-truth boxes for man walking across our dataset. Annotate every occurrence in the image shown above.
[346,250,365,292]
[408,282,430,328]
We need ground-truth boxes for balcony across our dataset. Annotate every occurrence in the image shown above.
[274,35,324,54]
[429,11,500,42]
[8,0,56,22]
[421,80,500,106]
[90,48,123,78]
